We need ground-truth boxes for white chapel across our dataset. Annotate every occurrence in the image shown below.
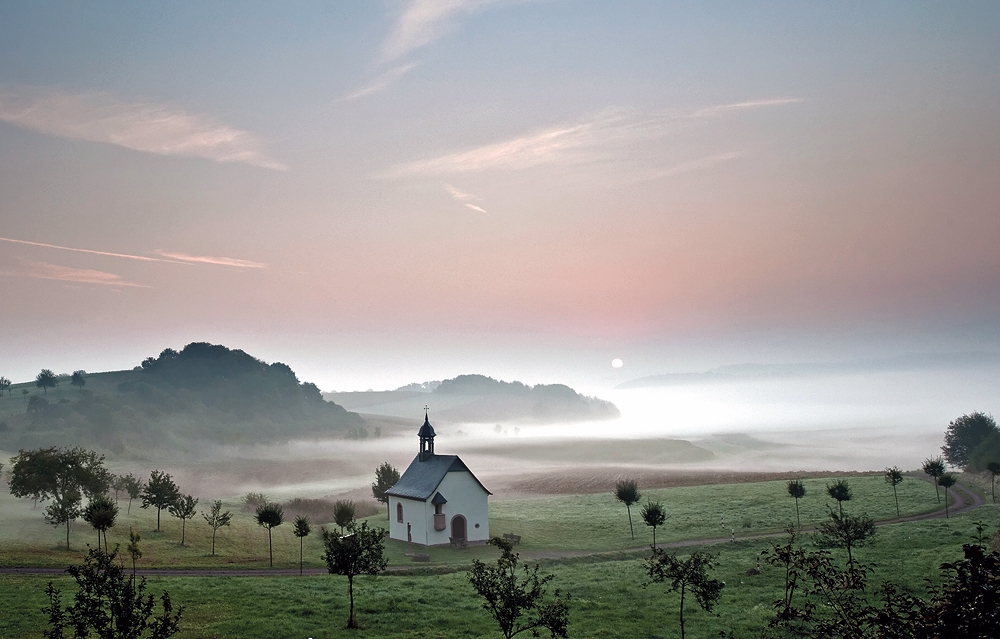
[385,412,491,546]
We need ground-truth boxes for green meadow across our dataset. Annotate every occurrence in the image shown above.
[2,507,996,638]
[2,470,994,638]
[0,473,950,569]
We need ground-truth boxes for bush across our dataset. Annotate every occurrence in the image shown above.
[242,492,268,512]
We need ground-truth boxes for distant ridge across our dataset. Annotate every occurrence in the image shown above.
[328,374,619,423]
[617,352,1000,389]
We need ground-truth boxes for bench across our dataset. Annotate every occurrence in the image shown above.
[503,533,521,545]
[449,537,467,548]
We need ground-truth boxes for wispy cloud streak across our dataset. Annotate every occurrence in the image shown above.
[444,183,490,213]
[338,64,419,102]
[1,258,147,287]
[381,0,500,62]
[0,236,169,262]
[389,98,801,176]
[153,250,267,269]
[0,86,287,170]
[0,236,265,269]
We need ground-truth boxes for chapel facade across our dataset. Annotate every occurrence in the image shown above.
[385,412,491,546]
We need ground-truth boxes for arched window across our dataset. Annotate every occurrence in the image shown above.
[396,502,403,523]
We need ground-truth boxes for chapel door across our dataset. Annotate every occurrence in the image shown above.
[451,515,467,540]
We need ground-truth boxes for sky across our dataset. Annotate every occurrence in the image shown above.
[1,1,999,392]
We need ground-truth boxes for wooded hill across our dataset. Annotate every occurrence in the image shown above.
[327,374,619,424]
[0,343,363,457]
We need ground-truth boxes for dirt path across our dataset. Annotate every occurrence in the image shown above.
[0,478,986,577]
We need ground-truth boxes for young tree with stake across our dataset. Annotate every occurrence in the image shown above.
[82,494,118,552]
[884,467,904,517]
[123,473,143,514]
[817,509,877,566]
[168,495,198,545]
[826,479,852,516]
[202,500,233,556]
[255,502,284,567]
[938,473,957,518]
[641,501,667,548]
[922,457,946,503]
[645,549,724,639]
[614,478,641,539]
[786,480,806,528]
[322,521,388,629]
[292,515,311,575]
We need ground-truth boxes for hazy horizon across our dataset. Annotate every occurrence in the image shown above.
[2,2,999,454]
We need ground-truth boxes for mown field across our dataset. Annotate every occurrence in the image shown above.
[0,473,952,569]
[2,505,997,638]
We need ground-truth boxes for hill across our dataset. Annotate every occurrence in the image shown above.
[0,343,363,457]
[326,374,619,423]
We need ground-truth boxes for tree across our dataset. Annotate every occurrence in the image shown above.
[333,500,355,532]
[140,470,180,532]
[292,515,311,575]
[82,494,118,553]
[787,479,806,528]
[70,370,87,392]
[123,473,143,515]
[36,369,58,394]
[126,528,142,586]
[0,376,11,397]
[110,474,125,503]
[938,473,957,518]
[817,509,877,566]
[942,412,998,468]
[322,521,388,629]
[645,549,724,639]
[167,495,198,545]
[923,457,946,503]
[614,478,642,539]
[42,546,182,639]
[641,501,667,548]
[202,500,233,556]
[371,462,401,519]
[468,537,569,639]
[825,479,852,516]
[8,447,110,550]
[884,467,904,517]
[255,502,284,567]
[987,461,1000,504]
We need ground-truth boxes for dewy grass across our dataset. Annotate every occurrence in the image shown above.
[2,508,997,639]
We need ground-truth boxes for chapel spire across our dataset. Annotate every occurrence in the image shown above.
[418,406,435,461]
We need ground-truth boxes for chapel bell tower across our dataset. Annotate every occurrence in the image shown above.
[418,407,435,461]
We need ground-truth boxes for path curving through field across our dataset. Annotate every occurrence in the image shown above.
[0,477,987,577]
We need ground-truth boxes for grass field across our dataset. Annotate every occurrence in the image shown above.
[0,473,951,569]
[2,505,997,638]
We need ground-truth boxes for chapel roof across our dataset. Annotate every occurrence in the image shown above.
[385,454,492,500]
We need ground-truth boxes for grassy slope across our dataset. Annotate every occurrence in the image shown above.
[2,508,997,638]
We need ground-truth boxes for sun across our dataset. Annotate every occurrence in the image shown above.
[611,358,624,369]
